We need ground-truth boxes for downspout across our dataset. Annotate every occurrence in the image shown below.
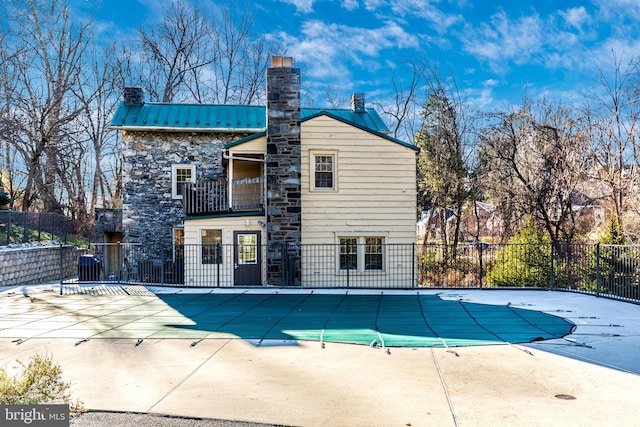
[228,158,234,209]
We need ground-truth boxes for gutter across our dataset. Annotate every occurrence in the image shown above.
[223,150,265,162]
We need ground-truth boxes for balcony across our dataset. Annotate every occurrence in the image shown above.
[183,177,264,216]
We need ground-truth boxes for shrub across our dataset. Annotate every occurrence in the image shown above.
[487,217,552,287]
[600,215,626,245]
[0,353,71,404]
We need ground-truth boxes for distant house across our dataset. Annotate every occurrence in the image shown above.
[571,179,611,237]
[110,56,419,287]
[417,201,503,243]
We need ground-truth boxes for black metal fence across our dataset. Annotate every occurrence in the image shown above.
[65,242,417,288]
[62,242,640,303]
[416,242,640,303]
[0,210,91,246]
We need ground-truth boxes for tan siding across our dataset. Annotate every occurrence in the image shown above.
[300,115,417,288]
[228,137,266,154]
[301,115,417,247]
[183,216,266,287]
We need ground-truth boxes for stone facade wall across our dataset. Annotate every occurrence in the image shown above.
[0,245,84,286]
[122,131,244,259]
[265,63,302,285]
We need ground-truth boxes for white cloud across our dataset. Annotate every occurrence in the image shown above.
[462,11,544,70]
[473,87,495,109]
[279,0,316,14]
[273,19,420,81]
[363,0,388,12]
[390,0,463,31]
[594,0,640,21]
[591,37,640,68]
[342,0,359,11]
[559,6,591,31]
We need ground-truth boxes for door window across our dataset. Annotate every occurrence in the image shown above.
[237,233,258,264]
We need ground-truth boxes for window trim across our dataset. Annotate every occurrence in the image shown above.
[310,151,338,192]
[172,164,196,199]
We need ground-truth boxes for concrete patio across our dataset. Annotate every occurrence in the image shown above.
[1,285,639,426]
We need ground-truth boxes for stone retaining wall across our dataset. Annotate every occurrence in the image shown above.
[0,245,84,286]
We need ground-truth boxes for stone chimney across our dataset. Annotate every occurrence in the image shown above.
[123,87,144,106]
[265,56,301,286]
[350,93,365,112]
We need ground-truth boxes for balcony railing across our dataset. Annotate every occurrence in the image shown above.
[183,177,264,216]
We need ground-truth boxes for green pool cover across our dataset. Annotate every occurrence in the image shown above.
[0,290,574,347]
[154,293,574,347]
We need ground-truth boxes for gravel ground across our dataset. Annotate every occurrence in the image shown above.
[70,411,283,427]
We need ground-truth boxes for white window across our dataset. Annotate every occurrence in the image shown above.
[338,236,385,272]
[311,151,337,191]
[172,164,196,199]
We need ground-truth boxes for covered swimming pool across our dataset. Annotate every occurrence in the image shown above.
[1,286,575,348]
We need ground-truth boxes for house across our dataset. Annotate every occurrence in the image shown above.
[417,201,503,243]
[110,56,419,287]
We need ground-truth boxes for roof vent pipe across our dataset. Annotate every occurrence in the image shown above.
[123,87,145,106]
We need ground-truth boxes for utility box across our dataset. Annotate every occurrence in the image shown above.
[78,255,102,281]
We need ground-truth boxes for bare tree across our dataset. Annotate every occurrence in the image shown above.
[130,0,272,105]
[584,51,640,236]
[0,16,33,209]
[0,32,17,205]
[76,43,123,214]
[480,98,590,242]
[208,0,271,104]
[2,0,93,215]
[137,0,215,103]
[375,60,424,141]
[323,85,346,109]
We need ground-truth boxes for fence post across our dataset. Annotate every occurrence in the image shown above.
[23,212,28,243]
[595,243,600,297]
[478,243,484,288]
[550,242,556,290]
[59,242,64,290]
[346,243,350,288]
[283,242,289,287]
[216,242,221,287]
[5,210,10,245]
[117,242,122,284]
[412,242,416,289]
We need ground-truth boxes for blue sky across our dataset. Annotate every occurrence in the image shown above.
[72,0,640,111]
